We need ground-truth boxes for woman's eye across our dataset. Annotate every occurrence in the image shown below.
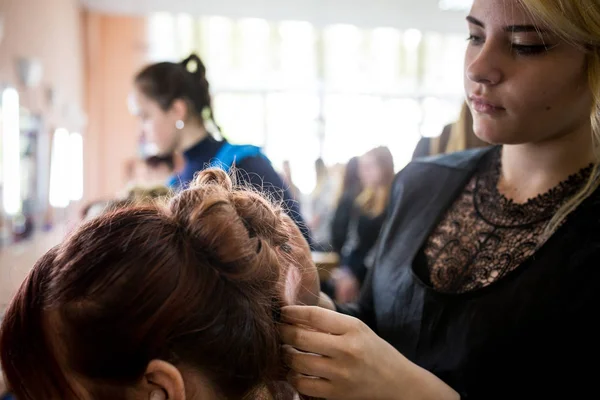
[467,34,484,45]
[511,44,552,56]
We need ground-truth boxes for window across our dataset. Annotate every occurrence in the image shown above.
[148,14,466,191]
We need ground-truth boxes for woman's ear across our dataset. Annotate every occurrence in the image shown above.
[170,99,189,123]
[143,360,186,400]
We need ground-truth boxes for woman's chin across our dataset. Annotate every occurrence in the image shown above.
[474,129,521,146]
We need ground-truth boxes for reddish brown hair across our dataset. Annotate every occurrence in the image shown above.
[0,169,313,399]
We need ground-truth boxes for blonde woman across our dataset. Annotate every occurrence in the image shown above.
[333,147,394,303]
[281,1,600,399]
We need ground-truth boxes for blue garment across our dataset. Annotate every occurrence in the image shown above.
[168,136,313,247]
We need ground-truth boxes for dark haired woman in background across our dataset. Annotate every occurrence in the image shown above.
[131,54,312,245]
[0,169,319,399]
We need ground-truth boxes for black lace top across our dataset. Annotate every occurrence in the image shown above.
[425,148,594,294]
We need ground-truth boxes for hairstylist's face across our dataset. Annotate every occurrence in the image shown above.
[465,0,592,145]
[132,88,179,155]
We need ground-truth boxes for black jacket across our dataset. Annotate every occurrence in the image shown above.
[338,148,600,399]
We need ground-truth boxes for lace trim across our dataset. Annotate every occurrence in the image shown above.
[473,148,594,227]
[424,148,594,294]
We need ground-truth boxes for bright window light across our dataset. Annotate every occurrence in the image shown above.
[69,132,83,201]
[2,88,21,215]
[49,128,70,208]
[403,29,423,50]
[439,0,473,11]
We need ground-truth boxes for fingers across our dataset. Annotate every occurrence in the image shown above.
[279,323,339,357]
[281,305,357,335]
[283,345,334,379]
[287,372,333,399]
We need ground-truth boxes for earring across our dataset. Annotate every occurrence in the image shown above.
[175,120,185,130]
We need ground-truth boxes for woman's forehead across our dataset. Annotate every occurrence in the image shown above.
[470,0,539,28]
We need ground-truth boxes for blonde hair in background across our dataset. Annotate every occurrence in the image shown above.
[356,146,395,217]
[518,0,600,235]
[430,101,487,155]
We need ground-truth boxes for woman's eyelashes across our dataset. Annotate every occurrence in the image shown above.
[511,43,556,55]
[467,33,556,56]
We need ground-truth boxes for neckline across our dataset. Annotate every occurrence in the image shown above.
[473,147,594,228]
[410,147,598,299]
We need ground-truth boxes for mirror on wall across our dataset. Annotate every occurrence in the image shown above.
[0,89,48,247]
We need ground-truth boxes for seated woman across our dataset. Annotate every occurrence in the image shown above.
[0,169,319,400]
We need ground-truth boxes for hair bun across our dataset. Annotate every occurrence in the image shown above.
[169,168,282,284]
[180,53,207,79]
[191,168,233,192]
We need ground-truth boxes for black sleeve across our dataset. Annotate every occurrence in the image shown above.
[235,156,314,248]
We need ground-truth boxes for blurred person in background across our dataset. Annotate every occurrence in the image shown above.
[80,185,171,223]
[331,147,394,303]
[412,101,488,159]
[307,158,338,251]
[0,169,319,400]
[145,153,183,187]
[329,157,363,255]
[131,54,312,246]
[281,160,301,201]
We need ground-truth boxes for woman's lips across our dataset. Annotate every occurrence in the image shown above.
[470,96,506,114]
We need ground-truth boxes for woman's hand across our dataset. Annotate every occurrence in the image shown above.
[279,306,459,400]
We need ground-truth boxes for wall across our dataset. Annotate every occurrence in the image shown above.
[0,0,85,129]
[0,0,85,306]
[0,1,148,203]
[83,12,147,201]
[0,3,148,305]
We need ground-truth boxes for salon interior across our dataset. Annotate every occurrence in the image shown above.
[0,0,474,394]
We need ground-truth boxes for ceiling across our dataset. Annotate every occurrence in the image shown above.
[81,0,470,33]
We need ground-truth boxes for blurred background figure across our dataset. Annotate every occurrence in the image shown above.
[130,53,313,245]
[307,158,338,251]
[329,147,395,303]
[413,101,488,159]
[281,160,301,201]
[80,184,171,223]
[329,157,363,255]
[145,153,182,186]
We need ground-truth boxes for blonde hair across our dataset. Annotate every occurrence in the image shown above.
[430,101,487,155]
[356,147,395,217]
[518,0,600,234]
